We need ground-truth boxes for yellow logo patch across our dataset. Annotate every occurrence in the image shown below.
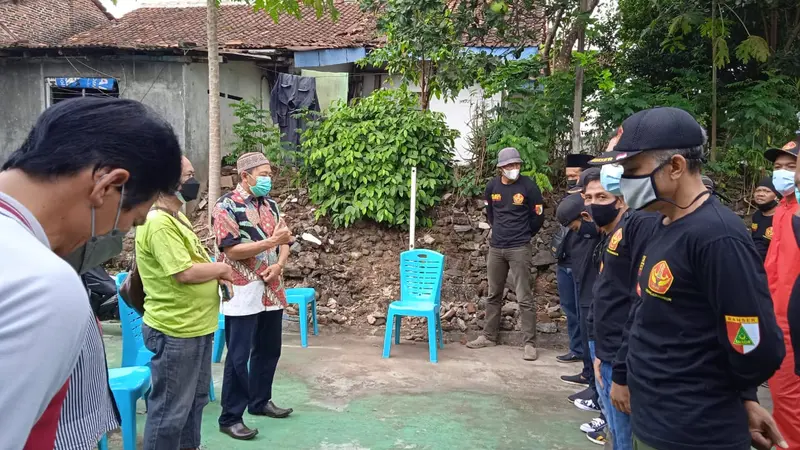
[751,223,758,231]
[783,140,797,151]
[765,226,773,240]
[513,193,525,205]
[647,260,674,300]
[491,194,502,202]
[607,228,623,255]
[535,204,543,215]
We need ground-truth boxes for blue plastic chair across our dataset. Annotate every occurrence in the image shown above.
[212,312,226,363]
[382,250,445,363]
[115,273,216,402]
[286,287,318,348]
[107,366,151,450]
[97,435,108,450]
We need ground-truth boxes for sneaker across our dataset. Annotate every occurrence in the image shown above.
[466,335,496,349]
[580,417,606,433]
[561,373,590,386]
[574,398,601,412]
[556,352,582,363]
[586,428,607,445]
[568,387,594,403]
[523,344,538,361]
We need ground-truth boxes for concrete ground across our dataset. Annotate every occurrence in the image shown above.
[102,329,605,450]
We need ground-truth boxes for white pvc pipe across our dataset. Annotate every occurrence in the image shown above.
[409,167,417,250]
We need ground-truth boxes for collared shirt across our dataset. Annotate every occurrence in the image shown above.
[0,193,89,449]
[212,184,287,316]
[55,320,119,449]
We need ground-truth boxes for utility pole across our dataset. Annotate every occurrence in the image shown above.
[207,0,221,228]
[570,0,589,155]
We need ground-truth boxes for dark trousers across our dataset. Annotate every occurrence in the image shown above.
[141,324,213,450]
[485,244,537,345]
[556,265,582,356]
[579,305,598,402]
[219,309,283,427]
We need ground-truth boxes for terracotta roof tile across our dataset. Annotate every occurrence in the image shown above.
[62,3,379,50]
[0,0,110,47]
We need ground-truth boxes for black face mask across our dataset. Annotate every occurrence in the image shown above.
[579,219,599,238]
[756,200,778,212]
[567,179,578,188]
[588,201,620,228]
[179,177,201,202]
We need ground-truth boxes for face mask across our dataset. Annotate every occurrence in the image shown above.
[64,185,126,275]
[619,164,663,211]
[600,164,623,196]
[756,199,778,212]
[567,179,578,188]
[179,177,201,202]
[579,219,599,238]
[503,169,520,181]
[772,169,795,194]
[588,201,620,228]
[248,175,272,197]
[795,187,800,205]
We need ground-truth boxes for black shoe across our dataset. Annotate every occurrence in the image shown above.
[556,352,582,363]
[249,400,293,418]
[561,373,590,386]
[219,423,258,440]
[568,387,594,403]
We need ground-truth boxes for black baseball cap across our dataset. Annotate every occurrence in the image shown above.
[763,133,800,163]
[566,154,593,169]
[589,107,706,165]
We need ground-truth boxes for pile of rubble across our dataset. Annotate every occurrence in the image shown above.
[185,168,567,343]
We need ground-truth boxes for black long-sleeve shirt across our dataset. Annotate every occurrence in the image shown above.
[790,215,800,376]
[593,210,659,364]
[627,196,785,450]
[485,176,544,248]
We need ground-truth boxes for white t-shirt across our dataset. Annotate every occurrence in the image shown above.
[0,192,89,449]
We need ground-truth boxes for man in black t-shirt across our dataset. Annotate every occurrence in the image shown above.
[467,147,545,361]
[590,107,786,450]
[751,176,780,262]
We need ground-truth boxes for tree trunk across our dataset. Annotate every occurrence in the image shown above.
[554,0,600,71]
[570,0,588,155]
[207,0,221,228]
[542,7,564,76]
[710,0,718,161]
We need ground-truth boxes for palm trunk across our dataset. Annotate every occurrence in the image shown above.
[207,0,221,228]
[570,0,588,155]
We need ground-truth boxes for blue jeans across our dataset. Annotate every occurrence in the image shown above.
[557,265,582,356]
[599,359,632,450]
[142,324,213,450]
[588,341,603,412]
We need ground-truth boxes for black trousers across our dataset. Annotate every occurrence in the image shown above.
[579,305,599,403]
[219,309,283,427]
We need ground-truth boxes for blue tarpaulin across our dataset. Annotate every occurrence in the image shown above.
[51,77,116,90]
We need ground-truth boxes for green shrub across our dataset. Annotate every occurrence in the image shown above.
[301,88,459,228]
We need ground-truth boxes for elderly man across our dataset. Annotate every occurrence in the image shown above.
[0,97,182,449]
[467,147,545,361]
[212,152,294,441]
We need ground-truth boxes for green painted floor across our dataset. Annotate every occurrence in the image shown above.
[101,328,605,450]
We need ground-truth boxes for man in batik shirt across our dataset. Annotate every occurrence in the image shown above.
[212,152,294,441]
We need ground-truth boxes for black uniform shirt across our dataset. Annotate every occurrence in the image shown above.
[750,210,774,262]
[592,210,659,364]
[627,196,785,450]
[789,215,800,376]
[485,176,545,249]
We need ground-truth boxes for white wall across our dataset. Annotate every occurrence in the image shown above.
[385,76,502,163]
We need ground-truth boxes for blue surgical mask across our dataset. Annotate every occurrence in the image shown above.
[772,169,795,194]
[600,164,623,196]
[795,186,800,205]
[249,175,272,197]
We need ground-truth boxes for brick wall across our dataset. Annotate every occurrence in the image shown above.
[0,0,110,46]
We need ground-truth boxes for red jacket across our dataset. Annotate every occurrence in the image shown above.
[764,194,800,449]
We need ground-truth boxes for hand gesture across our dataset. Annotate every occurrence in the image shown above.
[260,264,283,284]
[745,400,788,450]
[271,223,293,246]
[610,382,631,414]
